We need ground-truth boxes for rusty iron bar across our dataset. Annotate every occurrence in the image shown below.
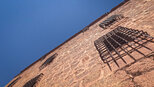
[94,40,109,60]
[113,29,146,56]
[141,32,154,39]
[118,27,153,41]
[94,41,105,60]
[94,41,107,55]
[104,44,131,60]
[137,31,154,42]
[104,35,127,64]
[118,27,146,42]
[118,26,154,39]
[94,41,112,70]
[99,37,120,67]
[107,32,136,61]
[119,30,152,51]
[112,30,146,57]
[117,27,152,51]
[94,26,153,70]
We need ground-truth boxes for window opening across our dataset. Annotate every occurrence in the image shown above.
[23,73,43,87]
[7,77,21,87]
[94,26,153,70]
[99,14,123,29]
[39,53,58,70]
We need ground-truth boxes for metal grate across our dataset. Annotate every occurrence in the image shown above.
[39,53,58,70]
[94,26,153,70]
[7,77,21,87]
[99,14,123,29]
[23,73,43,87]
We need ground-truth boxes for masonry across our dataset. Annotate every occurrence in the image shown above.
[6,0,154,87]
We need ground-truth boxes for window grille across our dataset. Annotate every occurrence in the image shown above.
[23,73,43,87]
[82,26,89,32]
[94,26,153,70]
[7,77,21,87]
[40,55,47,61]
[39,53,58,70]
[99,14,123,29]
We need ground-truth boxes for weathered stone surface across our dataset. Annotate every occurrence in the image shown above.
[82,56,89,63]
[125,58,154,77]
[76,70,89,79]
[115,79,135,87]
[134,70,154,87]
[70,81,81,87]
[82,69,101,86]
[65,74,74,85]
[6,0,154,87]
[71,60,80,69]
[89,70,130,87]
[74,69,84,75]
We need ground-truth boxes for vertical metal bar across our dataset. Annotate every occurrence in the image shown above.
[94,41,105,60]
[104,35,127,64]
[95,40,107,55]
[99,37,120,67]
[104,45,131,60]
[107,33,136,61]
[94,41,112,70]
[112,30,146,57]
[117,28,152,51]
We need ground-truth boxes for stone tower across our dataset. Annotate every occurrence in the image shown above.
[6,0,154,87]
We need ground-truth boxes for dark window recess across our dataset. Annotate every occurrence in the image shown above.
[23,73,43,87]
[40,54,48,61]
[94,26,153,70]
[81,26,89,33]
[39,53,58,70]
[7,77,21,87]
[99,14,123,29]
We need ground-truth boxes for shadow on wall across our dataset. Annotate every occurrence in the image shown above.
[94,26,154,70]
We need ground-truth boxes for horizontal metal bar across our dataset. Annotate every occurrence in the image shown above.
[117,29,152,51]
[112,30,146,57]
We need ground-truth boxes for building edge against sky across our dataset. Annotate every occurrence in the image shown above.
[6,0,154,87]
[13,0,130,78]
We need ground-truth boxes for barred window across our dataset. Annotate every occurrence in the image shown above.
[94,26,153,70]
[7,77,21,87]
[99,14,123,29]
[23,73,43,87]
[39,53,58,70]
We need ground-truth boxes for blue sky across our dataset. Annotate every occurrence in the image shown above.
[0,0,123,86]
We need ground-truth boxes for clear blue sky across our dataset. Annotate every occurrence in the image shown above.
[0,0,123,86]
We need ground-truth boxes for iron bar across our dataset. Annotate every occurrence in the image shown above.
[117,28,152,51]
[94,41,112,70]
[99,37,120,67]
[112,30,146,57]
[94,26,153,70]
[104,35,127,64]
[107,33,136,61]
[99,15,123,29]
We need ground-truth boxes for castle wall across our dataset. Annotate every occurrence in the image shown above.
[6,0,154,87]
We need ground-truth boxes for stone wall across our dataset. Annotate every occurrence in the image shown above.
[6,0,154,87]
